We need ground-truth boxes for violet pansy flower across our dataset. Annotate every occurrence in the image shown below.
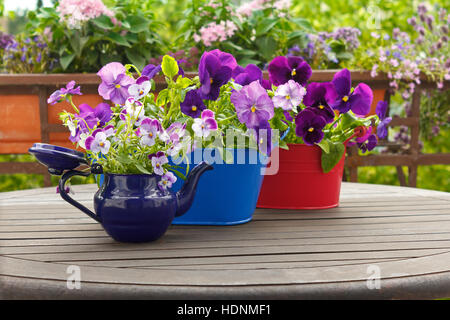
[158,171,177,191]
[272,80,306,111]
[78,103,113,128]
[295,108,327,145]
[375,101,392,139]
[268,56,312,86]
[331,68,374,116]
[303,82,338,123]
[230,80,274,129]
[47,80,82,105]
[232,64,263,87]
[138,118,162,147]
[97,62,135,105]
[85,130,111,154]
[141,64,162,79]
[192,109,218,138]
[150,151,168,176]
[180,89,206,118]
[128,76,151,100]
[198,50,234,100]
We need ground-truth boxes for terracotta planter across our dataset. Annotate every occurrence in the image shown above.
[368,89,386,115]
[256,144,346,209]
[0,94,102,153]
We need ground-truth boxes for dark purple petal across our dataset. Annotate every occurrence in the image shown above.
[141,64,161,79]
[332,68,351,97]
[180,89,206,118]
[303,82,338,107]
[377,117,392,139]
[209,49,238,70]
[375,100,388,120]
[288,57,312,86]
[233,64,262,86]
[94,103,112,125]
[268,56,291,86]
[348,83,373,116]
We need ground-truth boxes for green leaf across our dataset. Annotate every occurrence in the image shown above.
[126,15,150,33]
[255,37,277,61]
[60,53,76,70]
[156,89,169,106]
[91,15,114,30]
[125,49,145,70]
[106,32,131,47]
[317,139,330,154]
[161,55,179,79]
[321,142,345,173]
[255,19,278,36]
[135,163,152,175]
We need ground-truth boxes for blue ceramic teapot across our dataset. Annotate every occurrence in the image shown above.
[29,143,213,242]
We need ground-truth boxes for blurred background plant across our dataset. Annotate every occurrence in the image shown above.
[176,0,312,67]
[0,0,448,192]
[20,0,164,72]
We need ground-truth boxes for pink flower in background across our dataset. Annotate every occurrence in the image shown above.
[194,21,238,47]
[57,0,114,28]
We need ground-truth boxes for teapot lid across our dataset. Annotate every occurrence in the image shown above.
[29,143,88,175]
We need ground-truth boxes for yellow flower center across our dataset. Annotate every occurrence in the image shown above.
[149,132,153,137]
[251,106,256,112]
[308,127,314,132]
[192,106,197,111]
[342,96,349,102]
[318,105,325,109]
[139,90,144,95]
[156,163,160,168]
[99,142,105,147]
[163,180,167,185]
[210,78,213,84]
[115,84,121,89]
[291,69,296,76]
[286,95,291,100]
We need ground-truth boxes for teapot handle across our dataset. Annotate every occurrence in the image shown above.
[59,170,102,223]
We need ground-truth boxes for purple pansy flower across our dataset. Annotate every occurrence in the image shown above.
[85,130,111,154]
[141,64,162,79]
[272,80,306,111]
[47,80,82,105]
[128,76,151,100]
[158,171,177,191]
[331,68,373,116]
[303,82,338,123]
[77,103,113,128]
[375,101,392,139]
[253,121,273,154]
[232,64,263,87]
[97,62,135,105]
[198,50,235,100]
[355,127,378,153]
[180,89,206,118]
[230,80,274,129]
[268,56,312,86]
[295,108,327,145]
[151,151,168,176]
[192,109,218,138]
[138,118,162,147]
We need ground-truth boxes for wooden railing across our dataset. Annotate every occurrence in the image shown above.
[0,71,448,188]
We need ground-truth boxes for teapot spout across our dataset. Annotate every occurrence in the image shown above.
[175,161,213,217]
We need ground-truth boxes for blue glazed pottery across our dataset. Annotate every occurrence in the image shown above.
[171,148,267,225]
[29,143,213,243]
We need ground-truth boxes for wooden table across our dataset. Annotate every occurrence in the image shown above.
[1,183,449,300]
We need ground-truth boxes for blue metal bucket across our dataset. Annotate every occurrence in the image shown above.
[171,148,267,225]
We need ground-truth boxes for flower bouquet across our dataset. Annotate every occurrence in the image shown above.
[257,55,384,209]
[48,49,279,226]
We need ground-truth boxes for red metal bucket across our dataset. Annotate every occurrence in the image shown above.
[257,143,345,209]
